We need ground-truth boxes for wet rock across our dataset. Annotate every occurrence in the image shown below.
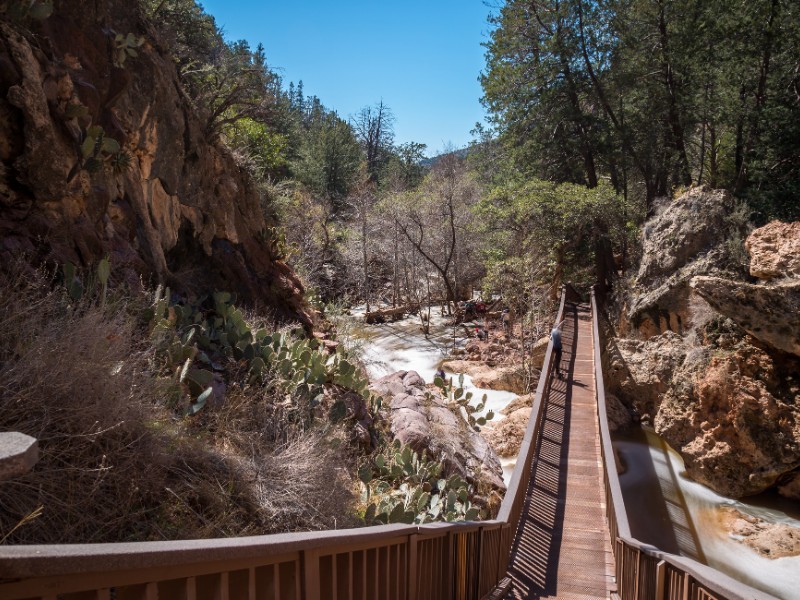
[746,220,800,281]
[369,371,505,494]
[718,507,800,559]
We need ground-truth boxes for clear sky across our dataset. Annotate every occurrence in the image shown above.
[199,1,493,157]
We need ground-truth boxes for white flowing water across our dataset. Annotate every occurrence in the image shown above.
[615,428,800,599]
[350,307,519,485]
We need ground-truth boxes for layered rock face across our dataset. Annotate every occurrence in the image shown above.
[369,371,505,503]
[608,189,800,499]
[0,3,309,325]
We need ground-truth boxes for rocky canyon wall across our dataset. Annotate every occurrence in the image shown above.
[0,2,310,326]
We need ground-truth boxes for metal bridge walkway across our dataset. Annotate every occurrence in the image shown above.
[505,302,615,599]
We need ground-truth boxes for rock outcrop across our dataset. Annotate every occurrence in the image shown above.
[691,277,800,357]
[655,341,800,497]
[608,190,800,499]
[625,187,741,337]
[0,3,310,325]
[370,371,505,497]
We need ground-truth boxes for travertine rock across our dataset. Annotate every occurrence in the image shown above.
[606,331,687,421]
[482,394,535,459]
[718,507,800,559]
[691,277,800,357]
[746,221,800,281]
[655,343,800,498]
[627,187,738,337]
[441,360,529,394]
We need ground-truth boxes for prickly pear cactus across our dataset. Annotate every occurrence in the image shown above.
[359,440,482,525]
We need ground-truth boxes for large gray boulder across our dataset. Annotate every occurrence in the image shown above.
[369,371,505,495]
[691,277,800,358]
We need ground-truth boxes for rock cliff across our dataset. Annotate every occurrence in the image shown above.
[607,188,800,499]
[0,2,310,325]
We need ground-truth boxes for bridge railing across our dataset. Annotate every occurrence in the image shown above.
[589,288,778,600]
[0,292,567,600]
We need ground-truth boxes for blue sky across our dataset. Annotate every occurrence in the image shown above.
[200,1,494,156]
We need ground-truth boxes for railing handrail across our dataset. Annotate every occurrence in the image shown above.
[589,288,779,600]
[496,286,566,524]
[0,290,569,599]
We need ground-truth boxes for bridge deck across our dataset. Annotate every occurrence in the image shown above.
[506,303,615,599]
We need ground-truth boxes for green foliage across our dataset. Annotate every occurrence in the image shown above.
[434,374,494,431]
[481,0,800,219]
[476,178,630,290]
[81,125,129,173]
[147,287,380,419]
[1,0,53,21]
[61,257,111,305]
[112,32,145,68]
[359,440,481,524]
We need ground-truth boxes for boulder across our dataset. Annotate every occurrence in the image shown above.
[483,408,532,458]
[441,360,530,394]
[691,277,800,357]
[501,393,534,416]
[655,342,800,498]
[746,221,800,281]
[606,331,687,421]
[369,371,505,494]
[717,507,800,559]
[626,187,741,338]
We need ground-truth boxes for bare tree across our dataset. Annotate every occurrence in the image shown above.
[351,101,395,184]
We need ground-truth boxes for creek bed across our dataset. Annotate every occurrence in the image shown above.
[350,306,518,485]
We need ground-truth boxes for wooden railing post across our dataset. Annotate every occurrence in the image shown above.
[656,560,666,600]
[407,534,418,600]
[303,549,320,600]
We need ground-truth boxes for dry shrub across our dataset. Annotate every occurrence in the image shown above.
[0,262,358,543]
[205,387,359,533]
[0,264,171,543]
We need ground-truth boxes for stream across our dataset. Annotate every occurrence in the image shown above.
[615,428,800,599]
[351,309,800,599]
[349,307,519,484]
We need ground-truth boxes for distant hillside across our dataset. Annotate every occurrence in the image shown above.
[420,146,472,168]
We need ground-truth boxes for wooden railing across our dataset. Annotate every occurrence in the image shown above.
[589,288,778,600]
[0,292,567,600]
